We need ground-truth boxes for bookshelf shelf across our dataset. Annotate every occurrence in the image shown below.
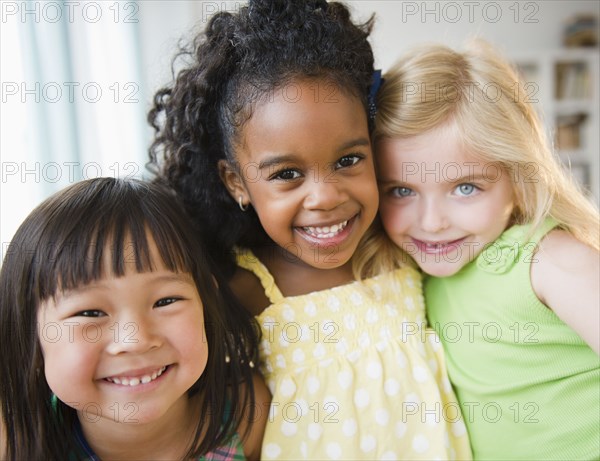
[554,99,594,112]
[513,48,599,201]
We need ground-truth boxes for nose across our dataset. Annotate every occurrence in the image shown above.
[419,198,449,233]
[303,175,348,211]
[105,315,162,355]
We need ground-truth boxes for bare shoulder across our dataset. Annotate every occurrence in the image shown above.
[238,373,271,461]
[532,230,598,284]
[229,267,271,316]
[531,229,599,353]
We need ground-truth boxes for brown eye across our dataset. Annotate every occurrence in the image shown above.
[154,297,181,308]
[335,154,362,168]
[77,310,105,317]
[270,169,301,181]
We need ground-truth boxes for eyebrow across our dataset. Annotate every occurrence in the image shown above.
[258,137,371,171]
[258,154,297,171]
[446,174,490,184]
[338,137,370,151]
[378,173,491,186]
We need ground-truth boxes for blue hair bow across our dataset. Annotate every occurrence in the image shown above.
[368,69,384,125]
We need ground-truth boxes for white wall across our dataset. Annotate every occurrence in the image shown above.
[1,1,598,249]
[357,0,600,69]
[138,1,600,94]
[135,0,599,203]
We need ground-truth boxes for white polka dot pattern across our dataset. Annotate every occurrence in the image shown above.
[237,253,472,460]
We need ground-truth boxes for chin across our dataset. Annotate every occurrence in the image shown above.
[418,263,465,278]
[307,255,351,270]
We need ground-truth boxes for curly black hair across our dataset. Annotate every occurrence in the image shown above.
[148,0,375,277]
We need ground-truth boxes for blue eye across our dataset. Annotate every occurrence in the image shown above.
[455,184,478,196]
[392,187,414,198]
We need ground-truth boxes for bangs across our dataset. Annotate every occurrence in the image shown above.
[27,178,198,302]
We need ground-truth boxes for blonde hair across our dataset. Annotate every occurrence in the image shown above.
[355,39,599,279]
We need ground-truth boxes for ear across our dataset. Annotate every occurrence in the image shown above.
[218,159,250,205]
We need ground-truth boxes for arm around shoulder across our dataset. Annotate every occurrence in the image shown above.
[239,372,271,461]
[531,229,600,354]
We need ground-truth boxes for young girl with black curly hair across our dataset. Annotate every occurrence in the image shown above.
[0,178,269,460]
[148,1,472,459]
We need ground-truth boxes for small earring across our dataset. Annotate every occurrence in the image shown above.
[238,196,248,212]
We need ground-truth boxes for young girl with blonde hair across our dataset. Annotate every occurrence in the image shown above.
[366,40,599,460]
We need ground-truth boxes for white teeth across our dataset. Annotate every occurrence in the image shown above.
[106,366,167,387]
[426,242,452,249]
[303,220,348,239]
[427,242,444,249]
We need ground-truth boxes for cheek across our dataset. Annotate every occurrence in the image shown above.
[251,196,296,239]
[379,200,410,236]
[246,184,283,214]
[174,312,209,376]
[470,203,509,235]
[39,323,98,368]
[40,332,100,399]
[492,177,516,216]
[361,174,380,212]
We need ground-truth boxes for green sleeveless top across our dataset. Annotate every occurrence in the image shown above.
[426,219,600,460]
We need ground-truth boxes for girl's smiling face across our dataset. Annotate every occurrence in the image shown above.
[376,123,515,277]
[37,237,208,428]
[222,78,379,270]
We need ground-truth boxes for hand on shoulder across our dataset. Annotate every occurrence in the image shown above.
[531,229,599,354]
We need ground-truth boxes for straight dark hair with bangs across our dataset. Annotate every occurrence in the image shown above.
[0,177,259,460]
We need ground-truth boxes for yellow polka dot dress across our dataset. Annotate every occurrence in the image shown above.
[237,250,472,460]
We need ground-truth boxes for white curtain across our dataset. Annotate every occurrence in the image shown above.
[1,0,148,250]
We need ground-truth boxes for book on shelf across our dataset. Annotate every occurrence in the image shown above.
[555,62,591,99]
[555,112,588,150]
[563,14,598,48]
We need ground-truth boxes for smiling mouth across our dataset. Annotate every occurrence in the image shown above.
[412,237,465,254]
[302,219,349,239]
[104,366,167,387]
